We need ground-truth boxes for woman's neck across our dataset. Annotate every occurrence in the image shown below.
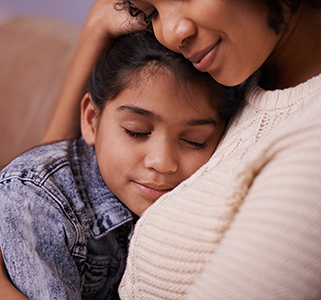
[260,4,321,90]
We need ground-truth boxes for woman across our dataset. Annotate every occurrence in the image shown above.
[117,1,321,299]
[1,0,321,299]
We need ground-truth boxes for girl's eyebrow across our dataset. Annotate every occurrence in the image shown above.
[117,105,158,119]
[117,105,217,126]
[185,119,217,127]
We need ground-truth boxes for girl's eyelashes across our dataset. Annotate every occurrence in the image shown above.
[182,139,207,149]
[124,128,151,139]
[124,128,207,149]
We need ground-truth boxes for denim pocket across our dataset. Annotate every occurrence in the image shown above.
[81,254,111,297]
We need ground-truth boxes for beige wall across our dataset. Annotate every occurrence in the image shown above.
[0,0,96,25]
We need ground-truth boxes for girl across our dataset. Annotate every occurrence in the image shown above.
[0,30,234,299]
[4,0,321,299]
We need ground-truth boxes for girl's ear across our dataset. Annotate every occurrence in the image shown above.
[81,93,99,146]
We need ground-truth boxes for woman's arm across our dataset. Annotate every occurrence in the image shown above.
[42,0,145,143]
[0,250,28,300]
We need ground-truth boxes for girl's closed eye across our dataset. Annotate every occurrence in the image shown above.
[124,128,151,139]
[180,138,207,149]
[184,140,207,149]
[124,127,209,148]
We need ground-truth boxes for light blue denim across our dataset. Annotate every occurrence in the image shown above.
[0,137,133,300]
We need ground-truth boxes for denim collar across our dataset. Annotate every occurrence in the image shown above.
[71,138,132,238]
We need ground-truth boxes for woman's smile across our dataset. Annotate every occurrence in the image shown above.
[188,40,221,72]
[134,0,280,86]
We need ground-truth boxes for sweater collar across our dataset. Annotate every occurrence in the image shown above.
[245,72,321,111]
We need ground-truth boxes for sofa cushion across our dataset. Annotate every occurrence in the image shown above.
[0,16,81,169]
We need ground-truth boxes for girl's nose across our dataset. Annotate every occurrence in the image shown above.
[144,140,178,174]
[154,13,196,51]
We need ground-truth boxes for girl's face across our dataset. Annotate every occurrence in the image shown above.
[82,69,225,216]
[131,0,282,86]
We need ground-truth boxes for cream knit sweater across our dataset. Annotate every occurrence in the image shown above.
[119,73,321,300]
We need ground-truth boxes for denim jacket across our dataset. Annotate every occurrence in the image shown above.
[0,138,133,300]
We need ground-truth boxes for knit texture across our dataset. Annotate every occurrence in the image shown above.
[119,73,321,300]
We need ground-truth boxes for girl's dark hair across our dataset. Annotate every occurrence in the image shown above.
[119,0,321,34]
[88,30,239,122]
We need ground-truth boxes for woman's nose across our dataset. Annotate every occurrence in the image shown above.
[154,12,196,50]
[144,140,178,174]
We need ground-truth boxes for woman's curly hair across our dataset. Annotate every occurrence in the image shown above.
[264,0,321,34]
[118,0,321,34]
[116,1,153,24]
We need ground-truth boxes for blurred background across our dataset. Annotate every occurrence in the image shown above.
[0,0,97,168]
[0,0,96,25]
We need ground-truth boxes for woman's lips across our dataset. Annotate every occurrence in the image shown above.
[133,181,173,199]
[189,41,221,72]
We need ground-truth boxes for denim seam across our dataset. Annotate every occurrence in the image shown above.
[1,174,82,256]
[38,159,70,185]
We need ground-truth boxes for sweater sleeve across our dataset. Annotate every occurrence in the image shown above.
[185,102,321,299]
[119,81,321,300]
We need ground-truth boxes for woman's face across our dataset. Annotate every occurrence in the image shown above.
[131,0,281,86]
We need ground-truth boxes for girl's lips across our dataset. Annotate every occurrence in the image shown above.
[133,181,173,199]
[191,41,221,72]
